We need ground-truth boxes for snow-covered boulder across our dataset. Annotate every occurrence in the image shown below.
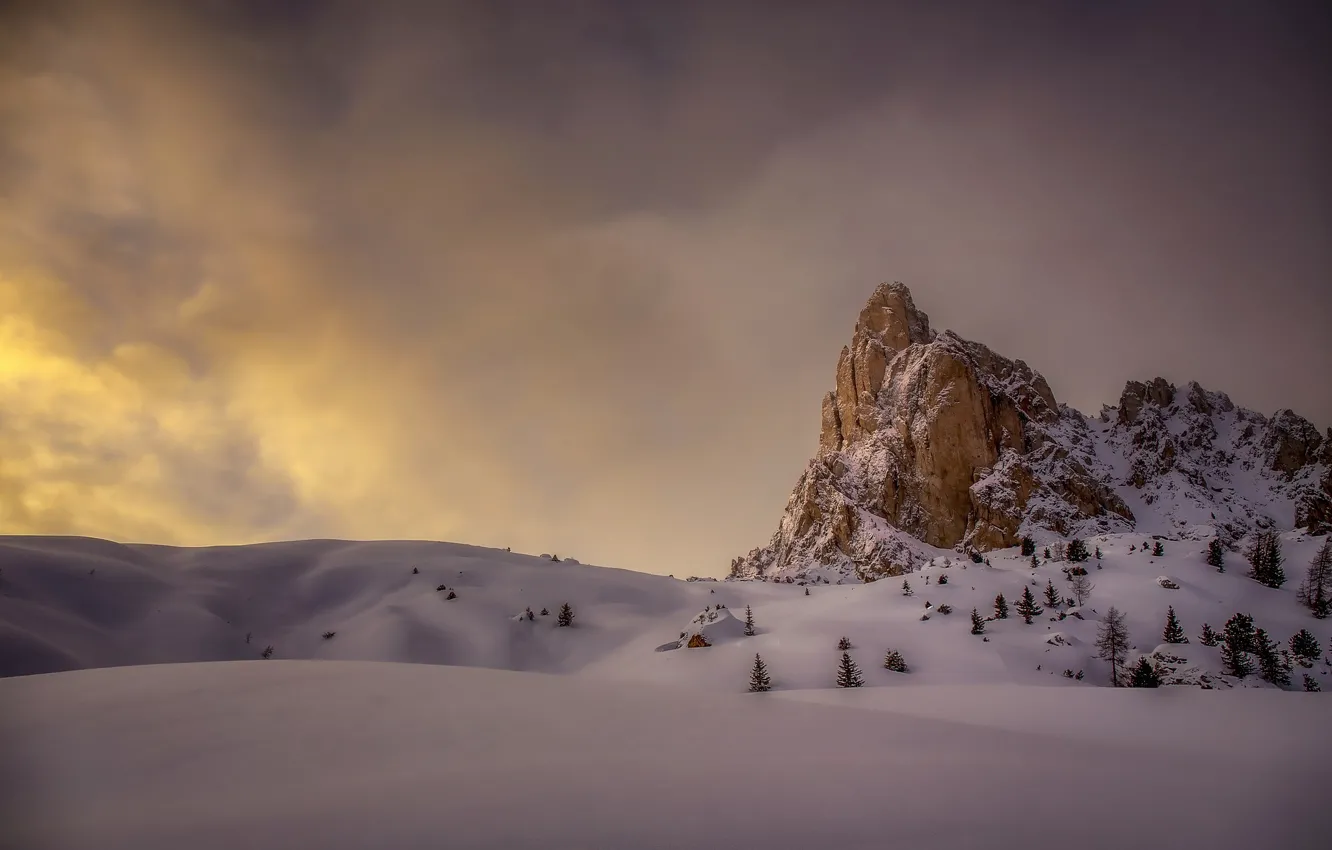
[1156,576,1180,589]
[675,606,747,649]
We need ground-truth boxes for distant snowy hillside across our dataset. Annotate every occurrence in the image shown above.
[2,661,1322,850]
[3,532,1330,692]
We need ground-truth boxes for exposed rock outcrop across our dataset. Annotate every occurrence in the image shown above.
[732,282,1329,582]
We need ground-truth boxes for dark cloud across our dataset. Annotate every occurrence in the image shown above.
[0,0,1327,573]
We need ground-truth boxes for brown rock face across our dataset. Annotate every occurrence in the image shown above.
[732,282,1133,579]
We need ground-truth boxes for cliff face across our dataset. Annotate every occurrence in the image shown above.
[731,283,1329,581]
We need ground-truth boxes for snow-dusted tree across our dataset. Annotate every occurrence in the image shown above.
[1021,536,1036,556]
[1198,622,1219,646]
[805,587,810,596]
[1206,538,1225,572]
[411,567,419,575]
[446,590,457,600]
[902,579,913,597]
[748,654,772,692]
[1029,553,1039,570]
[993,593,1009,620]
[1253,628,1291,686]
[261,645,274,659]
[937,573,949,585]
[1162,606,1187,644]
[837,636,852,651]
[540,607,549,616]
[1095,546,1102,561]
[883,649,908,673]
[1043,547,1051,561]
[836,652,864,688]
[743,605,757,636]
[557,603,575,627]
[1069,572,1094,607]
[1289,629,1321,667]
[1015,586,1042,624]
[1303,673,1321,692]
[1066,539,1090,563]
[1128,656,1161,688]
[1220,615,1255,678]
[1095,606,1130,686]
[1297,539,1331,618]
[969,610,991,636]
[1246,532,1286,588]
[1152,540,1164,557]
[1043,579,1062,609]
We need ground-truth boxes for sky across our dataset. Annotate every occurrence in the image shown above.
[1,0,1329,576]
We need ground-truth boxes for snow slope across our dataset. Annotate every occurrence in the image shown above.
[2,532,1330,691]
[2,660,1324,850]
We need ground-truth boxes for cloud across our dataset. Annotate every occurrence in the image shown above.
[0,1,1327,573]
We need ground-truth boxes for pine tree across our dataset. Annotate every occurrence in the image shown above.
[937,573,949,585]
[557,603,575,627]
[837,636,852,651]
[1162,606,1187,644]
[1066,539,1090,563]
[1015,586,1042,624]
[1095,546,1102,561]
[1029,553,1039,570]
[1303,673,1321,692]
[970,607,986,635]
[540,607,549,616]
[1254,628,1291,686]
[1220,616,1255,678]
[1198,622,1219,646]
[743,605,756,636]
[1289,629,1321,667]
[1152,540,1164,557]
[411,566,419,574]
[748,653,772,692]
[1246,532,1286,588]
[993,593,1009,620]
[1128,656,1161,688]
[1043,579,1062,608]
[1095,606,1130,685]
[1206,538,1225,572]
[902,579,913,597]
[261,645,274,659]
[1043,547,1051,560]
[805,587,810,596]
[836,652,864,688]
[1021,536,1036,556]
[1297,539,1332,617]
[883,649,908,673]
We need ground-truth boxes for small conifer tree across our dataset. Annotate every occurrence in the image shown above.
[937,573,949,585]
[883,649,908,673]
[1246,532,1286,588]
[748,653,772,692]
[1029,553,1039,570]
[411,566,419,574]
[1128,656,1161,688]
[970,607,985,635]
[1198,622,1219,646]
[1066,539,1090,563]
[1043,547,1051,560]
[1206,538,1225,571]
[837,636,852,651]
[993,593,1009,620]
[1021,536,1036,556]
[902,579,913,597]
[1095,606,1130,685]
[1152,540,1164,557]
[261,645,274,659]
[1254,628,1291,686]
[836,651,865,688]
[743,605,756,636]
[1015,586,1042,624]
[1162,606,1187,644]
[1220,619,1255,678]
[1289,629,1321,667]
[1223,612,1256,654]
[1303,673,1320,692]
[1043,579,1062,609]
[1297,539,1331,617]
[557,603,575,627]
[1095,546,1102,561]
[446,590,457,600]
[541,607,549,615]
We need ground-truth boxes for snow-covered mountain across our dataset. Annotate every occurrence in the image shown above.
[730,282,1330,583]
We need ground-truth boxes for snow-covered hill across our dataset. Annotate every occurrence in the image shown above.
[3,532,1329,692]
[2,660,1323,850]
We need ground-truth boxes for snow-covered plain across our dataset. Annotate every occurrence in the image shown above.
[2,661,1325,850]
[2,533,1329,847]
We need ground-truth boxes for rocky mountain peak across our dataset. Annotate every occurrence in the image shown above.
[732,283,1330,583]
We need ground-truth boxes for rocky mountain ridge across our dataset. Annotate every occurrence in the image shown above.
[731,283,1330,582]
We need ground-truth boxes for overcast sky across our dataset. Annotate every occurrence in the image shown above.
[1,0,1328,575]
